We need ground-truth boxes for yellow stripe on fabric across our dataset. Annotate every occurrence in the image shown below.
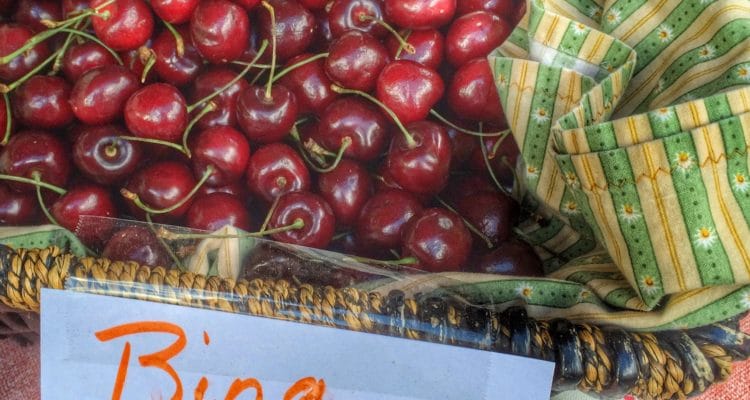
[543,223,588,256]
[510,61,534,134]
[498,40,529,59]
[534,13,566,48]
[541,158,564,205]
[544,0,596,27]
[613,0,679,43]
[675,99,710,131]
[727,87,750,115]
[579,31,614,65]
[615,114,653,147]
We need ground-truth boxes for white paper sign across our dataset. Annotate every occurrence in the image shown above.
[41,289,555,400]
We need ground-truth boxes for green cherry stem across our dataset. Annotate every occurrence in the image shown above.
[479,125,512,197]
[120,135,189,155]
[358,14,415,54]
[303,137,351,173]
[261,0,277,100]
[138,47,157,83]
[162,20,185,57]
[435,196,494,249]
[120,166,214,215]
[259,195,281,233]
[41,0,116,28]
[54,28,123,64]
[394,29,413,59]
[0,49,61,93]
[182,102,216,158]
[0,173,67,195]
[271,52,329,83]
[159,218,305,241]
[1,92,11,146]
[32,171,60,226]
[341,255,419,267]
[145,213,184,270]
[428,109,509,137]
[51,20,85,74]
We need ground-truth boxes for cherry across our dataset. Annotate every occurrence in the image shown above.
[231,0,261,10]
[317,96,390,161]
[151,25,202,87]
[62,0,89,17]
[236,84,299,144]
[186,192,252,231]
[190,125,251,186]
[12,0,62,32]
[90,0,154,51]
[385,28,444,70]
[124,83,188,143]
[445,11,510,67]
[401,207,472,272]
[257,0,316,62]
[447,58,503,123]
[61,41,118,83]
[468,134,517,191]
[190,0,250,63]
[454,191,516,245]
[471,239,544,276]
[72,124,143,185]
[0,23,50,83]
[120,39,156,83]
[316,158,373,227]
[190,66,249,130]
[311,9,333,51]
[443,174,495,204]
[50,184,117,240]
[197,180,250,200]
[445,121,478,165]
[267,190,335,249]
[384,0,456,29]
[0,183,39,225]
[325,30,389,92]
[102,225,172,267]
[278,53,336,115]
[328,0,387,39]
[0,130,71,192]
[298,0,328,10]
[376,60,444,125]
[245,142,310,203]
[384,120,452,195]
[456,0,526,24]
[123,160,197,222]
[355,188,423,249]
[69,65,141,125]
[11,75,73,129]
[151,0,199,24]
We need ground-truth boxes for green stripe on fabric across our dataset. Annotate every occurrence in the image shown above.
[527,1,545,37]
[603,287,640,308]
[555,155,606,250]
[648,107,682,138]
[601,0,648,34]
[567,270,626,282]
[519,215,566,245]
[599,38,634,73]
[558,21,591,56]
[654,286,750,330]
[704,92,735,123]
[672,63,750,105]
[583,122,618,152]
[447,279,595,308]
[719,116,750,232]
[507,26,531,51]
[565,0,604,23]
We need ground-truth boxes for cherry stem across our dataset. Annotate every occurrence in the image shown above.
[55,27,123,64]
[120,135,189,155]
[304,137,351,173]
[271,52,329,83]
[159,218,305,240]
[51,20,85,74]
[1,92,11,146]
[145,213,184,270]
[261,0,277,100]
[138,47,157,83]
[479,125,512,197]
[32,171,60,226]
[162,20,185,57]
[41,0,116,28]
[182,102,216,158]
[435,196,494,249]
[230,61,272,69]
[260,195,281,233]
[428,109,509,137]
[330,84,418,148]
[341,255,418,267]
[187,40,269,113]
[0,48,61,93]
[289,125,329,166]
[394,29,412,59]
[499,155,521,197]
[358,14,415,54]
[0,173,67,195]
[120,166,214,215]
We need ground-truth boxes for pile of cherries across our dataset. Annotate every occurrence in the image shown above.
[0,0,543,276]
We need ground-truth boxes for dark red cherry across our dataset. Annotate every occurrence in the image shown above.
[0,0,16,17]
[328,0,387,38]
[356,188,423,249]
[191,0,250,63]
[447,58,503,123]
[456,0,526,24]
[375,60,444,125]
[384,0,456,29]
[311,9,333,51]
[445,11,510,67]
[0,95,10,138]
[316,158,373,227]
[317,96,390,161]
[186,193,252,231]
[51,184,117,240]
[444,175,496,203]
[72,124,143,185]
[102,226,172,267]
[197,180,250,199]
[0,183,38,225]
[257,0,316,62]
[402,207,472,272]
[12,75,74,129]
[246,142,310,203]
[190,66,249,129]
[468,134,517,191]
[384,121,452,195]
[151,25,203,87]
[278,53,337,115]
[69,65,141,125]
[0,130,71,192]
[124,161,197,222]
[151,0,199,24]
[386,29,444,70]
[298,0,328,10]
[0,23,50,83]
[455,191,516,245]
[325,30,389,92]
[12,0,61,32]
[445,121,478,165]
[472,239,544,276]
[231,0,261,10]
[236,84,299,144]
[61,41,118,83]
[124,83,188,143]
[190,126,251,186]
[267,191,335,249]
[62,0,89,17]
[90,0,154,51]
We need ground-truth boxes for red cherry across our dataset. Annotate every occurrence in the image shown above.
[384,121,452,195]
[445,121,478,165]
[119,41,156,83]
[61,41,118,83]
[12,0,61,32]
[384,0,456,29]
[197,181,251,205]
[445,11,510,67]
[257,0,316,62]
[0,183,39,225]
[186,193,252,231]
[298,0,328,10]
[190,0,250,63]
[62,0,89,17]
[447,58,503,123]
[190,66,249,129]
[472,239,544,276]
[231,0,261,10]
[468,134,517,191]
[124,83,188,143]
[267,191,335,249]
[190,126,251,186]
[328,0,387,39]
[72,124,143,185]
[11,75,74,129]
[375,60,444,125]
[151,25,203,87]
[102,226,172,267]
[317,96,390,161]
[456,0,526,24]
[443,174,496,203]
[69,65,141,125]
[236,84,299,144]
[124,160,197,222]
[51,184,117,239]
[0,95,10,139]
[90,0,154,51]
[0,130,71,192]
[311,9,333,51]
[150,0,199,24]
[316,158,373,227]
[355,188,423,249]
[0,23,50,83]
[455,191,516,245]
[402,207,472,272]
[325,30,389,92]
[245,142,310,203]
[385,28,444,70]
[278,53,337,115]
